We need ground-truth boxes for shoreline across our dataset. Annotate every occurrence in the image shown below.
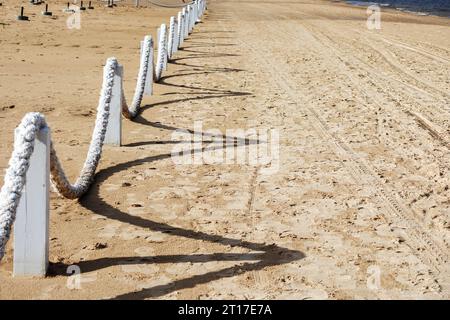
[327,0,450,25]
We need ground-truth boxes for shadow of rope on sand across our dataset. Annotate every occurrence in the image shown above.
[70,132,304,299]
[49,16,304,299]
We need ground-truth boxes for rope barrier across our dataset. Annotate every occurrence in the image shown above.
[0,0,207,272]
[147,0,194,8]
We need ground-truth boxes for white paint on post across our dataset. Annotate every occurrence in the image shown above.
[190,5,195,32]
[167,16,176,60]
[184,8,189,39]
[157,27,161,46]
[173,21,178,55]
[181,8,187,43]
[197,0,203,22]
[104,64,123,146]
[194,2,199,23]
[13,127,50,277]
[187,6,192,34]
[177,12,183,48]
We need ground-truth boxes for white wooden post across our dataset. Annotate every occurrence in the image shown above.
[181,9,186,43]
[187,6,192,34]
[194,2,199,23]
[177,12,183,47]
[157,26,167,71]
[13,127,50,277]
[104,64,123,146]
[190,5,195,32]
[168,16,176,60]
[173,21,178,55]
[161,25,168,71]
[157,27,161,46]
[184,8,189,39]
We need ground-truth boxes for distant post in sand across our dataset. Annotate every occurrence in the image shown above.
[17,7,29,21]
[42,4,53,16]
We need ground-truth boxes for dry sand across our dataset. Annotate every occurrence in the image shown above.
[0,0,449,299]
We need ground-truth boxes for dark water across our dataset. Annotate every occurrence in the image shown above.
[346,0,450,18]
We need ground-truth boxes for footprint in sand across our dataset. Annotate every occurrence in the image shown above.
[127,204,146,217]
[134,247,155,257]
[91,214,107,221]
[136,275,172,291]
[121,264,160,275]
[98,222,121,239]
[103,183,120,192]
[125,193,147,217]
[165,263,195,276]
[34,284,60,300]
[149,203,178,221]
[144,232,169,243]
[118,227,151,241]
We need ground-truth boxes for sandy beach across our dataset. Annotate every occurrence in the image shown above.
[0,0,449,299]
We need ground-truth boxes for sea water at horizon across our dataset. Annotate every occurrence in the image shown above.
[345,0,450,18]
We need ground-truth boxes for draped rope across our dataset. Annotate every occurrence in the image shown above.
[0,0,207,263]
[155,23,167,82]
[147,0,194,8]
[122,35,154,119]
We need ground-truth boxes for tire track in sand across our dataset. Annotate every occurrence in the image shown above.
[224,15,449,293]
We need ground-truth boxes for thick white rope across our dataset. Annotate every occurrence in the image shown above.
[0,1,207,263]
[50,58,119,200]
[155,23,167,82]
[147,0,194,8]
[122,35,154,119]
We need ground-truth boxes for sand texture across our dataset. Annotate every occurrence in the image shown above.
[0,0,449,299]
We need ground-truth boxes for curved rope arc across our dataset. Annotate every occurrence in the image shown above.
[122,35,154,119]
[147,0,194,8]
[46,58,119,199]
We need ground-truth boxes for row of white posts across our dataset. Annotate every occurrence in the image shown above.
[10,0,206,277]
